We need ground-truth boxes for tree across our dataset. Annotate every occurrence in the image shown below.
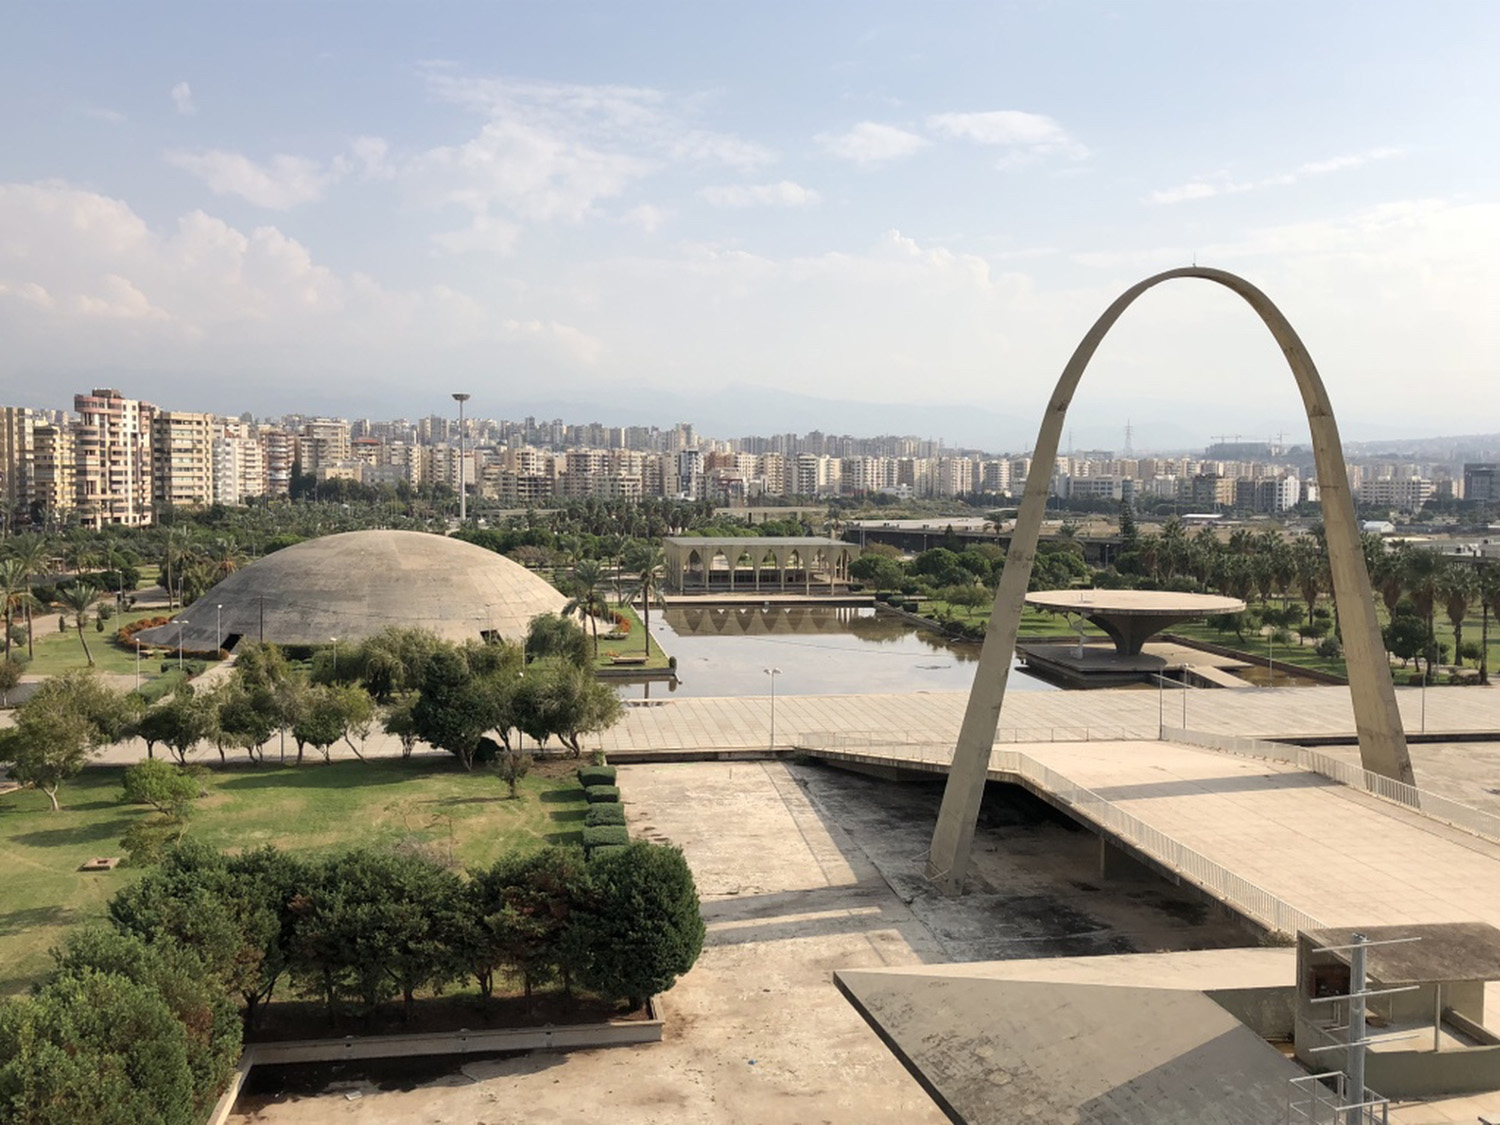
[0,970,198,1125]
[524,612,591,668]
[289,849,463,1020]
[1383,613,1428,670]
[0,672,130,810]
[621,542,667,657]
[464,848,591,1008]
[512,658,622,758]
[493,743,532,799]
[1438,563,1477,668]
[6,534,52,659]
[382,692,422,759]
[213,680,278,762]
[0,656,22,706]
[290,684,353,764]
[121,759,200,818]
[0,557,24,661]
[55,578,100,666]
[580,843,705,1010]
[849,553,906,591]
[411,646,495,770]
[46,926,241,1114]
[563,558,610,658]
[151,687,217,765]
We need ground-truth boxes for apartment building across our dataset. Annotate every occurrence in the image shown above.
[74,388,156,527]
[0,406,36,517]
[151,411,216,510]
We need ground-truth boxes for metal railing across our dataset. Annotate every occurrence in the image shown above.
[1287,1072,1388,1125]
[1166,726,1500,846]
[797,725,1158,754]
[794,731,1325,937]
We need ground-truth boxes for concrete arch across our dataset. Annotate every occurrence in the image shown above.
[927,266,1413,896]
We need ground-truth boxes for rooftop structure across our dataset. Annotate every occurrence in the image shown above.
[135,529,566,651]
[1024,589,1246,657]
[663,536,860,594]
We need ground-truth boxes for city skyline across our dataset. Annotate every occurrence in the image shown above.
[1,3,1498,448]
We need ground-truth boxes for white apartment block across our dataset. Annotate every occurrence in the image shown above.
[151,411,216,510]
[74,388,156,527]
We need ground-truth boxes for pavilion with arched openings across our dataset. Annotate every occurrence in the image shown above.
[662,536,861,594]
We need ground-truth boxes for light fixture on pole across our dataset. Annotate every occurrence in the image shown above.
[331,636,339,680]
[216,603,223,654]
[452,393,470,524]
[764,666,782,749]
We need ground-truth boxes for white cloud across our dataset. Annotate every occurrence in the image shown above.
[1147,147,1405,204]
[166,149,348,209]
[926,110,1088,160]
[170,81,196,116]
[85,107,127,124]
[431,213,522,255]
[817,122,928,165]
[699,181,821,208]
[621,204,668,233]
[0,181,601,394]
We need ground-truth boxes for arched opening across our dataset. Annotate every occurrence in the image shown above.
[928,266,1413,898]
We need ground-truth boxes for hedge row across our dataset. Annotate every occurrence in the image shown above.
[585,802,626,828]
[578,765,617,787]
[584,784,621,804]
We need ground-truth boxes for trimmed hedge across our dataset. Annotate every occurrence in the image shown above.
[582,825,630,854]
[588,843,629,862]
[584,785,621,804]
[585,803,626,828]
[577,765,617,788]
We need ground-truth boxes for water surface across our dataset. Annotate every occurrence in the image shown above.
[620,605,1058,698]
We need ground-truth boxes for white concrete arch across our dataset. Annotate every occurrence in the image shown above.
[927,266,1414,896]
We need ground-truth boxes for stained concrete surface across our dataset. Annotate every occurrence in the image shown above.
[232,761,1257,1124]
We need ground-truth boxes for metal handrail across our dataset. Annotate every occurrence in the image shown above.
[794,731,1325,937]
[1166,726,1500,846]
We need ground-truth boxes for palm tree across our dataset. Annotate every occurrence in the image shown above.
[623,542,667,657]
[1372,548,1406,618]
[1479,563,1500,686]
[0,558,24,660]
[207,537,245,582]
[563,559,609,657]
[1402,548,1444,657]
[1438,563,1477,668]
[160,525,194,608]
[1292,538,1327,630]
[56,579,100,666]
[6,535,50,659]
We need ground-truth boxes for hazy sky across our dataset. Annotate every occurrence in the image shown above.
[1,2,1496,449]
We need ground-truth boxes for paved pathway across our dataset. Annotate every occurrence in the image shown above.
[1013,740,1500,929]
[603,682,1500,756]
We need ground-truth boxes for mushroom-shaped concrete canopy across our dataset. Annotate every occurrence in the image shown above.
[136,530,568,651]
[1024,589,1246,657]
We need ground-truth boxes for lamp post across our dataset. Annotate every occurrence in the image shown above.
[176,619,184,671]
[452,392,470,524]
[331,636,338,680]
[216,603,223,654]
[764,666,782,749]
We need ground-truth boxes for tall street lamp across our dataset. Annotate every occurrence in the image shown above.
[452,392,470,524]
[216,603,223,654]
[764,666,782,749]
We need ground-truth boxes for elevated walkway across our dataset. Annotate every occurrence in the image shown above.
[793,734,1500,940]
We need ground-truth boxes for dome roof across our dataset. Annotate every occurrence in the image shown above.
[137,530,568,651]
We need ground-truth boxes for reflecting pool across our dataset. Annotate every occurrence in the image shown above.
[618,605,1058,698]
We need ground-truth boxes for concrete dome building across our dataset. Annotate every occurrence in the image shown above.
[137,530,567,652]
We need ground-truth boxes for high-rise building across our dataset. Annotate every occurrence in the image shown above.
[151,411,216,510]
[0,406,36,520]
[1464,463,1498,504]
[73,388,157,527]
[300,418,351,474]
[30,423,74,523]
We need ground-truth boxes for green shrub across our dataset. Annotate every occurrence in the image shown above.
[578,765,617,788]
[588,844,629,862]
[582,824,630,853]
[584,785,621,804]
[585,803,626,828]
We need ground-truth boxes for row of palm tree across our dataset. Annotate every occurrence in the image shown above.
[560,543,668,659]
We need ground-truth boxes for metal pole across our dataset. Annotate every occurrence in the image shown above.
[764,666,781,749]
[1347,932,1368,1125]
[216,603,222,653]
[1157,672,1164,738]
[452,392,470,524]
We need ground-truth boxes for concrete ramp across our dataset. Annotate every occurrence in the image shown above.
[836,958,1304,1125]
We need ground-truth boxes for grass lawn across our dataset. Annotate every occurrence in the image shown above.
[20,607,203,682]
[591,601,673,671]
[0,758,590,996]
